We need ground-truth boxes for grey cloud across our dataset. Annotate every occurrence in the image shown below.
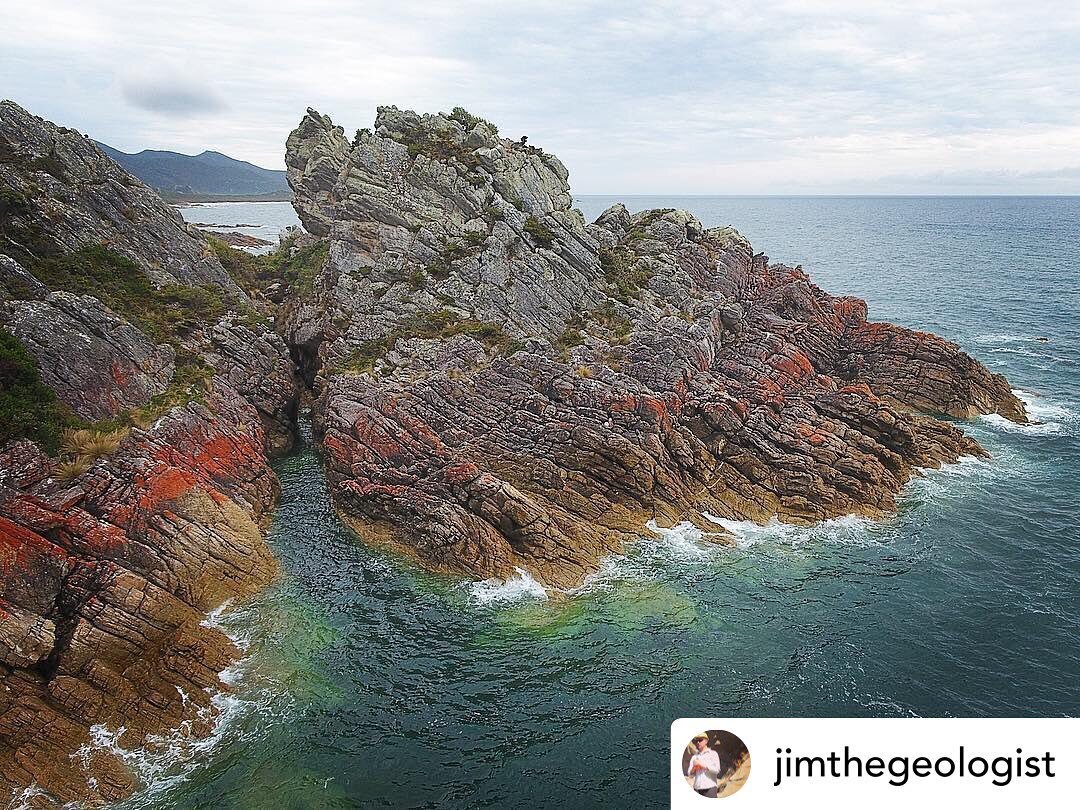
[122,78,226,116]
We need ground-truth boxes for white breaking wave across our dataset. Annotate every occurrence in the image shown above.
[7,784,51,810]
[80,601,288,809]
[199,598,233,630]
[469,567,549,605]
[703,513,878,548]
[979,389,1076,436]
[988,346,1073,364]
[982,413,1062,435]
[644,520,715,559]
[72,687,248,806]
[974,333,1036,344]
[1015,389,1075,422]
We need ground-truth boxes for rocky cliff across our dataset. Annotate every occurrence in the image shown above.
[285,106,1025,589]
[0,98,1027,804]
[0,101,299,805]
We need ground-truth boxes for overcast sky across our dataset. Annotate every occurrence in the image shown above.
[4,1,1080,194]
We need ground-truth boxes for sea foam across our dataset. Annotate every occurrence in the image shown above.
[74,602,285,808]
[469,568,549,605]
[979,389,1076,436]
[703,513,878,548]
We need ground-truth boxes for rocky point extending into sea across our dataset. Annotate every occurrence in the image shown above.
[0,99,1024,804]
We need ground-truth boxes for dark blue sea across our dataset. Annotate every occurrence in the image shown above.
[147,197,1079,808]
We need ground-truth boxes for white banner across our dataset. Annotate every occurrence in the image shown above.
[671,718,1077,808]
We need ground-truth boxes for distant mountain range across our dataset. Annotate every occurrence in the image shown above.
[95,142,290,199]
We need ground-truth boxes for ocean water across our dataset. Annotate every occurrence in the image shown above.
[177,201,300,254]
[142,197,1080,809]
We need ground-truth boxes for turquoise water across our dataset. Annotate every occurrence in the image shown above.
[143,197,1080,808]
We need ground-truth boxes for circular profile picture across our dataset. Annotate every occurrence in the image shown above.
[681,729,750,798]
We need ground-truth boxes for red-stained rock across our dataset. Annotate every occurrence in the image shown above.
[0,384,278,805]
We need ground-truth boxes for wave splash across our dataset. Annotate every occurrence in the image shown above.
[980,389,1076,436]
[468,568,549,606]
[73,601,287,809]
[703,513,878,549]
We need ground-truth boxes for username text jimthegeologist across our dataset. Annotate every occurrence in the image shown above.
[773,746,1056,788]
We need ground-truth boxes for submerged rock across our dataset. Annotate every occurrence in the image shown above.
[285,106,1026,590]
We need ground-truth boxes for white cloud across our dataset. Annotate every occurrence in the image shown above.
[2,0,1079,193]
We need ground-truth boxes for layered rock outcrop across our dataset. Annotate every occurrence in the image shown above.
[285,106,1025,589]
[0,100,241,294]
[1,291,176,420]
[1,102,297,805]
[0,97,1029,804]
[0,385,278,805]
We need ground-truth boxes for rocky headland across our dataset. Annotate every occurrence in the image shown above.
[0,99,1024,803]
[284,105,1024,589]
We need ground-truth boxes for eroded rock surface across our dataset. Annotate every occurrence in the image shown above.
[199,313,301,455]
[2,291,176,420]
[286,106,1025,589]
[0,384,278,805]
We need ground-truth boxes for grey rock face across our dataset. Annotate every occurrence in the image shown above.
[198,313,301,454]
[1,291,176,419]
[0,99,242,295]
[285,106,605,381]
[0,254,47,299]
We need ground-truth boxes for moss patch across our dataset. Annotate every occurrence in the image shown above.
[341,310,517,374]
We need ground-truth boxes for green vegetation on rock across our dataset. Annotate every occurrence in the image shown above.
[427,235,484,281]
[599,246,653,302]
[30,245,227,342]
[447,107,498,134]
[387,109,495,172]
[0,328,79,454]
[524,215,555,248]
[209,234,328,297]
[342,310,518,374]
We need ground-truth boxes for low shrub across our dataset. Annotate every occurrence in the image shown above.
[524,216,555,248]
[0,328,78,454]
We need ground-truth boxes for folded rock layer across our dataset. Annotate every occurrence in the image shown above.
[1,101,295,805]
[285,106,1025,589]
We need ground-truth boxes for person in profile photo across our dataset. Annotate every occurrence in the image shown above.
[682,729,751,798]
[688,732,723,797]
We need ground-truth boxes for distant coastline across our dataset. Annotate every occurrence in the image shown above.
[167,191,293,204]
